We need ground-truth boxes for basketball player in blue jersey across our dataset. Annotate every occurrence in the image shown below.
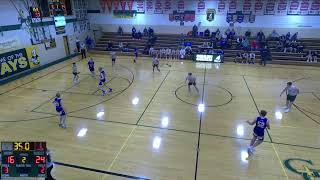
[246,110,270,156]
[53,93,67,129]
[98,67,112,96]
[134,48,138,63]
[88,57,95,78]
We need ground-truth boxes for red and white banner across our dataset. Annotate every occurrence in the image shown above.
[154,0,163,14]
[288,0,300,14]
[177,0,185,13]
[120,0,126,10]
[164,0,172,13]
[299,0,310,15]
[254,0,264,15]
[264,0,276,15]
[127,0,133,11]
[114,0,120,11]
[228,0,237,13]
[136,0,145,13]
[217,0,227,14]
[146,0,153,14]
[197,0,206,14]
[242,0,252,14]
[277,0,288,15]
[309,0,320,15]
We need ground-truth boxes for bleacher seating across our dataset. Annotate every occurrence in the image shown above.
[91,32,320,66]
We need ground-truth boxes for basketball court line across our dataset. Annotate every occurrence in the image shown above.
[242,76,289,179]
[194,66,206,180]
[312,92,320,101]
[293,104,320,126]
[135,70,170,125]
[54,161,150,180]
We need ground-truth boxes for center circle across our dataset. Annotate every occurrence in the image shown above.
[175,84,233,107]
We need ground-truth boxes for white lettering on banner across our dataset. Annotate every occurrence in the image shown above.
[243,0,252,14]
[0,37,21,54]
[217,0,226,14]
[300,0,310,15]
[164,0,172,13]
[197,0,206,14]
[154,0,163,14]
[177,0,185,13]
[264,0,276,15]
[146,0,153,14]
[277,0,288,15]
[254,0,264,15]
[288,0,300,14]
[228,0,237,13]
[136,0,145,13]
[309,0,320,15]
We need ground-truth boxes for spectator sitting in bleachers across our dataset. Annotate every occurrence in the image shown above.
[143,27,148,36]
[132,26,136,38]
[216,32,222,41]
[220,38,228,49]
[242,50,249,63]
[291,32,298,42]
[192,24,198,37]
[245,30,251,38]
[118,41,123,51]
[123,42,129,52]
[285,32,291,40]
[149,46,154,56]
[204,29,210,38]
[242,38,249,51]
[118,26,123,36]
[210,37,217,48]
[306,50,313,62]
[236,36,243,49]
[148,27,154,37]
[291,41,298,53]
[296,42,304,53]
[230,29,236,39]
[106,41,113,51]
[269,30,279,40]
[276,41,284,52]
[257,30,265,41]
[251,39,258,51]
[136,31,142,39]
[313,51,318,62]
[249,51,256,64]
[180,33,185,45]
[225,28,231,38]
[283,40,291,53]
[234,51,242,63]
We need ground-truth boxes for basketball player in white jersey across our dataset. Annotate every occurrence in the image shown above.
[185,73,199,93]
[280,82,300,113]
[152,56,160,72]
[72,63,79,84]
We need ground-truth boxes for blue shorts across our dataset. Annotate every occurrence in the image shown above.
[99,79,106,86]
[56,108,66,116]
[287,95,297,102]
[89,68,94,72]
[253,129,264,140]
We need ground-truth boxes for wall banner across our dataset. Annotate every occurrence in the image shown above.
[228,0,237,13]
[309,0,320,15]
[217,0,227,14]
[299,0,310,15]
[287,0,300,14]
[136,0,145,13]
[242,0,253,14]
[254,0,264,15]
[0,46,40,79]
[0,37,21,54]
[197,0,206,14]
[264,0,276,15]
[277,0,288,15]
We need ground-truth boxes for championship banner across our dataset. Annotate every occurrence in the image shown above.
[0,46,40,79]
[277,0,288,15]
[264,0,276,15]
[217,0,227,14]
[164,0,172,13]
[120,0,126,10]
[114,0,120,11]
[169,10,195,22]
[136,0,145,13]
[299,0,310,15]
[127,0,133,11]
[146,0,153,14]
[254,0,264,15]
[309,0,320,15]
[177,0,185,13]
[228,0,237,13]
[242,0,252,14]
[197,0,206,14]
[288,0,300,14]
[154,0,163,14]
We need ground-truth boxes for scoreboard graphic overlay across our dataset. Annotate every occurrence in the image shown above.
[1,142,47,178]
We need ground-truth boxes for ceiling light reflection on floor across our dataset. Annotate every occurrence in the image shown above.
[275,111,283,120]
[236,125,244,137]
[152,136,161,150]
[77,128,88,137]
[132,97,139,105]
[198,103,205,112]
[161,116,169,128]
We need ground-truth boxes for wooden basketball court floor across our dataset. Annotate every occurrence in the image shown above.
[0,53,320,180]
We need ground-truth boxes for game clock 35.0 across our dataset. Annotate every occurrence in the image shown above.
[1,142,47,178]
